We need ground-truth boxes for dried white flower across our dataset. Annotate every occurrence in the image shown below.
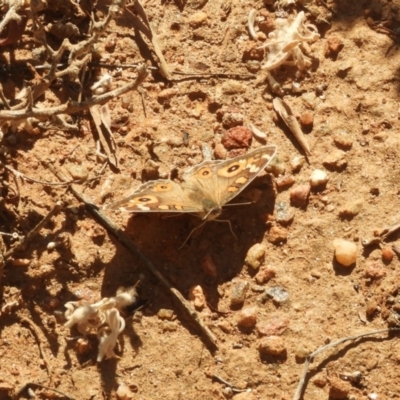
[64,286,138,361]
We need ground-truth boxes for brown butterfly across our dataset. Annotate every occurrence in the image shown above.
[104,145,277,221]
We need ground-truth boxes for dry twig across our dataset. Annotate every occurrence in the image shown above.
[292,328,400,400]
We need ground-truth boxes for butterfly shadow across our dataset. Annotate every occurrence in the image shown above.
[101,175,276,346]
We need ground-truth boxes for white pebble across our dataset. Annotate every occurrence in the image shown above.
[333,238,357,267]
[310,169,328,187]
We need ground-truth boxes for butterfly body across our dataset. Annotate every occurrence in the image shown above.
[104,145,277,219]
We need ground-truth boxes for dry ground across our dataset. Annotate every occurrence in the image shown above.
[0,0,400,399]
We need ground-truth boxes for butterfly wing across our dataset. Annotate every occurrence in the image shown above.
[183,145,277,211]
[104,179,202,213]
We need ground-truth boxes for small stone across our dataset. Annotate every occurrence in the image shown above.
[237,307,258,329]
[242,42,264,61]
[364,263,386,280]
[268,158,285,176]
[232,392,255,400]
[162,321,178,332]
[382,246,394,263]
[12,258,30,266]
[295,343,313,359]
[328,376,351,399]
[245,243,266,270]
[300,111,314,128]
[188,285,206,310]
[276,175,295,190]
[333,238,357,267]
[310,169,329,188]
[222,111,244,128]
[290,184,311,207]
[258,16,276,35]
[157,309,174,320]
[257,336,286,356]
[313,373,328,387]
[214,143,227,159]
[67,164,89,181]
[257,312,290,336]
[325,35,343,57]
[275,202,294,225]
[365,300,378,318]
[116,383,135,400]
[338,199,363,218]
[323,149,347,170]
[75,337,91,355]
[167,135,183,147]
[267,225,288,244]
[334,131,353,149]
[157,88,179,102]
[221,126,252,150]
[265,287,289,304]
[221,80,246,95]
[217,320,232,333]
[255,266,276,284]
[201,254,217,277]
[290,155,305,173]
[230,280,249,307]
[188,12,208,26]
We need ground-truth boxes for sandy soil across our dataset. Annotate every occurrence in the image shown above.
[0,0,400,399]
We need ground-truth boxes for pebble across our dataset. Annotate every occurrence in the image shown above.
[275,202,294,225]
[290,155,305,173]
[333,238,357,267]
[328,376,351,399]
[313,373,328,387]
[366,298,378,318]
[221,80,246,95]
[237,307,258,329]
[12,258,30,266]
[382,246,394,263]
[214,143,227,159]
[167,135,183,147]
[276,175,295,190]
[257,336,286,356]
[116,383,135,400]
[157,88,179,102]
[310,169,329,188]
[142,159,159,180]
[221,126,252,150]
[333,131,353,149]
[217,320,232,333]
[245,243,266,270]
[230,280,249,307]
[222,111,245,128]
[188,11,208,26]
[157,309,174,320]
[242,42,264,61]
[267,225,288,244]
[255,266,276,284]
[300,111,314,128]
[323,149,347,170]
[338,199,363,218]
[364,263,386,280]
[257,312,290,336]
[201,254,217,278]
[75,337,91,355]
[188,285,206,310]
[232,392,255,400]
[325,35,343,56]
[268,158,285,176]
[68,164,89,181]
[295,343,312,359]
[265,286,289,304]
[162,321,178,332]
[290,184,311,207]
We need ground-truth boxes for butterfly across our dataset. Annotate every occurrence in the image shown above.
[104,145,277,221]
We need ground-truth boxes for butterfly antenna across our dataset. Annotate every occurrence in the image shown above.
[215,219,238,241]
[178,221,207,250]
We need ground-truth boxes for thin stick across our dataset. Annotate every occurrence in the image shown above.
[0,64,148,122]
[45,162,218,349]
[17,315,52,381]
[292,327,400,400]
[3,201,63,260]
[15,382,75,400]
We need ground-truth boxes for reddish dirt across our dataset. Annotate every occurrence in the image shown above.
[1,1,400,399]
